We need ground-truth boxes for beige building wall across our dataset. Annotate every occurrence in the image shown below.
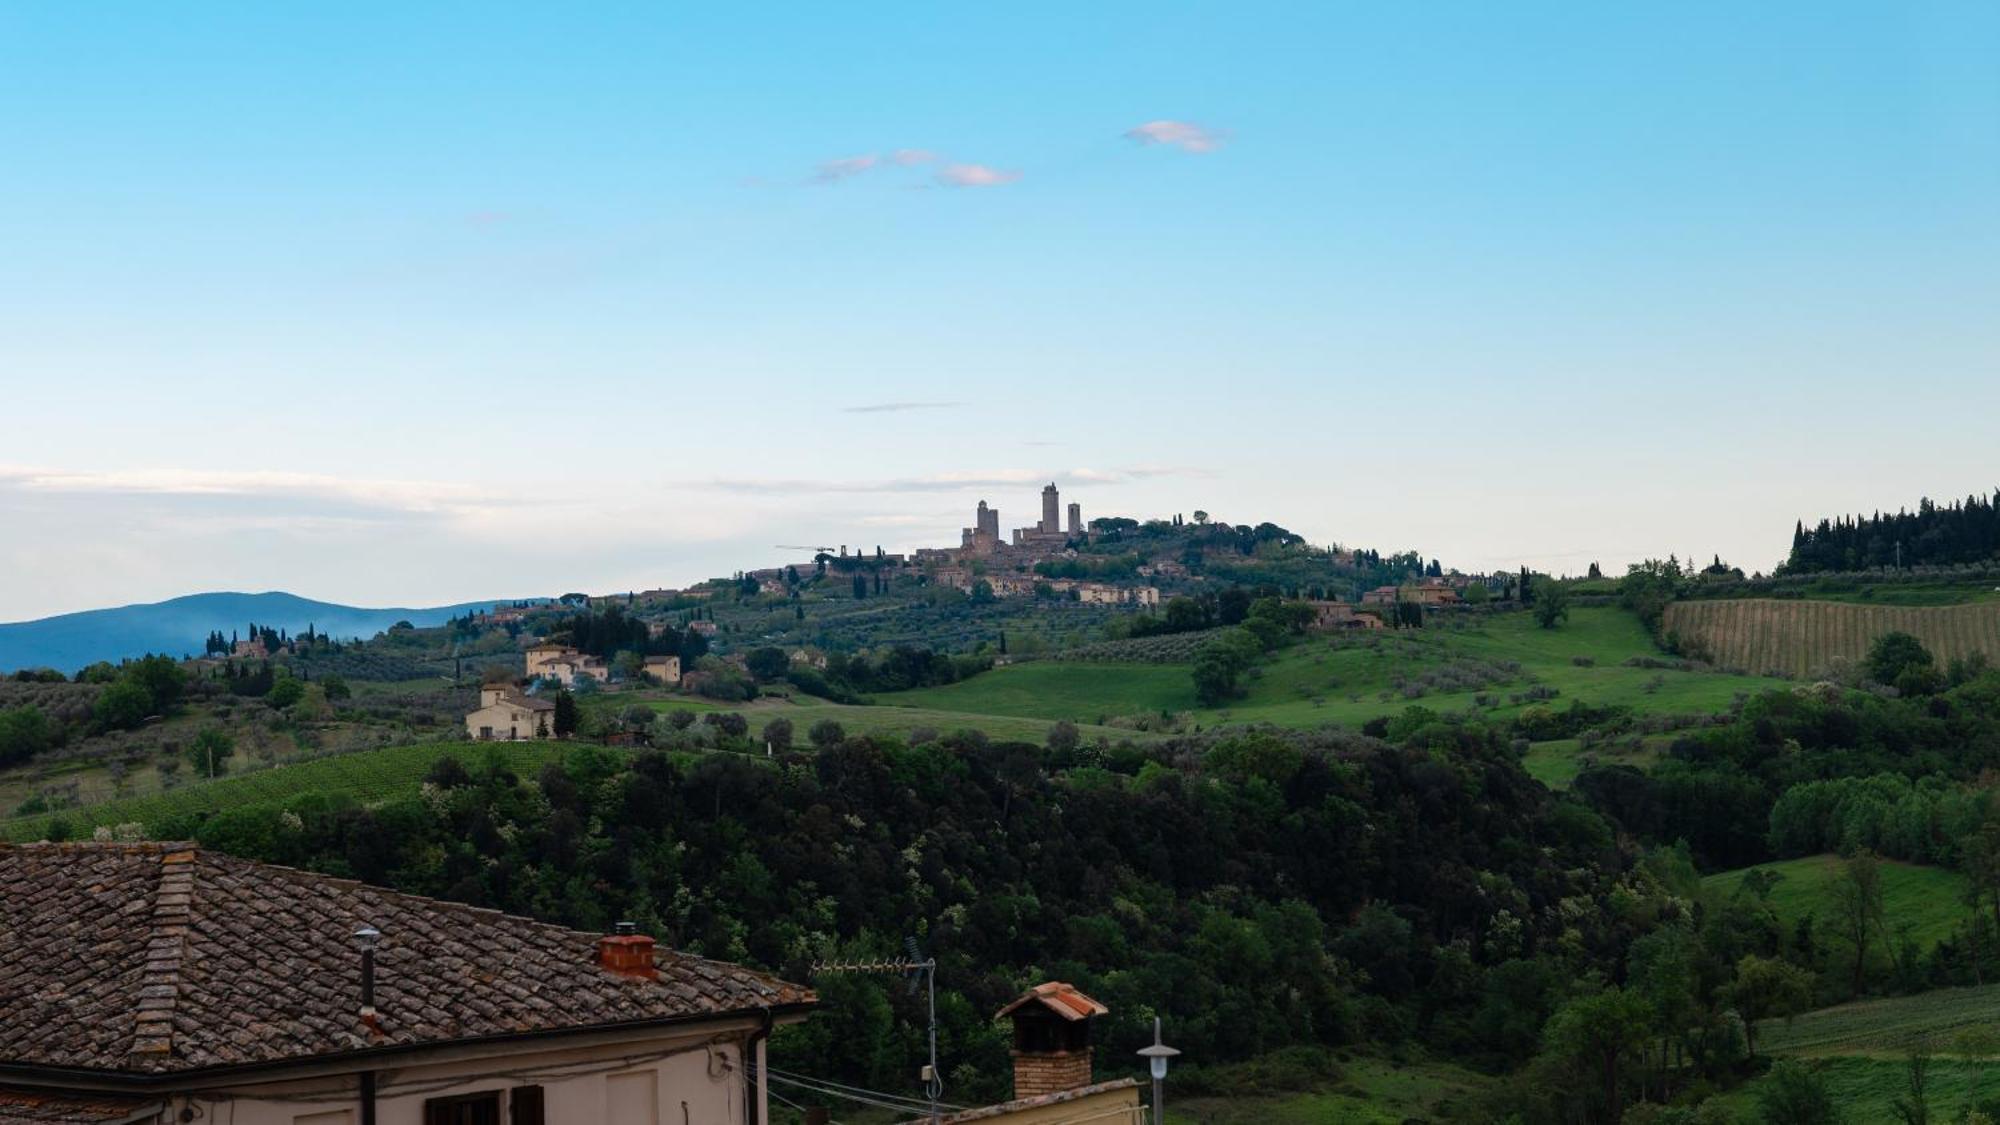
[464,701,547,740]
[524,645,571,679]
[175,1023,769,1125]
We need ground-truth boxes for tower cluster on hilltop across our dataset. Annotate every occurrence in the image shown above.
[958,482,1082,554]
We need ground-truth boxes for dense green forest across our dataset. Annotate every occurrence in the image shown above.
[112,624,2000,1123]
[1785,492,2000,573]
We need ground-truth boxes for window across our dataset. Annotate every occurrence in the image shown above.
[509,1086,545,1125]
[424,1092,500,1125]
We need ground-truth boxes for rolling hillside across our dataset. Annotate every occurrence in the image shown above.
[1664,598,2000,678]
[888,606,1777,732]
[1704,854,1972,952]
[0,591,520,673]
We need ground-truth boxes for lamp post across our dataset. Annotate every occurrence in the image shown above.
[1135,1017,1179,1124]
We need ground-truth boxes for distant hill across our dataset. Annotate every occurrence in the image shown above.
[0,591,523,674]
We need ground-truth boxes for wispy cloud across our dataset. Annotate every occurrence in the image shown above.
[1124,120,1229,153]
[936,163,1021,188]
[812,154,879,184]
[0,466,493,516]
[702,466,1209,495]
[890,148,939,166]
[842,401,962,414]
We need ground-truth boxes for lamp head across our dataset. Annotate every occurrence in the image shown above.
[1136,1015,1179,1078]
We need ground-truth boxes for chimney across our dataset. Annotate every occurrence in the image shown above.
[595,921,658,980]
[996,982,1107,1100]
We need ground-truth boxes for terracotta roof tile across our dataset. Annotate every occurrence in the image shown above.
[0,1088,159,1124]
[0,843,814,1076]
[992,981,1109,1022]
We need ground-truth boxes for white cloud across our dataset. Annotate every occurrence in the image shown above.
[935,163,1021,188]
[701,465,1207,495]
[890,148,939,166]
[842,401,962,414]
[0,465,493,516]
[812,154,879,183]
[1124,120,1229,153]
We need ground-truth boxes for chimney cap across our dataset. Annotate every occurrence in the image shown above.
[353,924,382,951]
[995,981,1108,1023]
[615,920,638,936]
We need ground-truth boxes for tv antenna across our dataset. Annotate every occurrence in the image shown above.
[811,937,942,1118]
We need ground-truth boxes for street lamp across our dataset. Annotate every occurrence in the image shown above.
[1135,1017,1179,1123]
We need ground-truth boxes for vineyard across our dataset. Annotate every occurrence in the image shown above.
[1663,598,2000,678]
[0,740,570,842]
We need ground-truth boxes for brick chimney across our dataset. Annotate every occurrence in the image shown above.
[595,922,658,980]
[995,982,1107,1100]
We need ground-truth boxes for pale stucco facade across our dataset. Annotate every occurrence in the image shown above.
[125,1016,780,1125]
[464,686,552,740]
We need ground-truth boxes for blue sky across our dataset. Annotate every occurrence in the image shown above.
[1,2,1995,619]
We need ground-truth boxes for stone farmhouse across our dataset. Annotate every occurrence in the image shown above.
[524,642,609,687]
[1304,601,1384,631]
[464,684,555,741]
[640,654,681,685]
[0,842,813,1125]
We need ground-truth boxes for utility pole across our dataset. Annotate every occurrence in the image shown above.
[810,950,942,1120]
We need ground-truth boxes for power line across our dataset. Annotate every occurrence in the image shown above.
[766,1072,958,1117]
[766,1069,956,1111]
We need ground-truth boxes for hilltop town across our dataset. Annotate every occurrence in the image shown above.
[7,485,2000,1123]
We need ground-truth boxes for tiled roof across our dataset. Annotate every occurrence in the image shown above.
[0,843,814,1076]
[993,982,1109,1022]
[483,687,555,712]
[0,1089,160,1124]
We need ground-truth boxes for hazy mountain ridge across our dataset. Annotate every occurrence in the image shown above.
[0,591,518,673]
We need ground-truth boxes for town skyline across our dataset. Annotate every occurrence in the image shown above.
[4,3,1995,621]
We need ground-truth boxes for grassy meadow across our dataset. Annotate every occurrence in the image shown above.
[1704,854,1974,953]
[0,739,570,842]
[1710,984,2000,1120]
[1164,1056,1492,1124]
[886,607,1776,747]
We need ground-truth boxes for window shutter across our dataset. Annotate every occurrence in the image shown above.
[510,1086,545,1125]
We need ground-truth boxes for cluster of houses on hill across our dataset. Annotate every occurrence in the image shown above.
[931,568,1162,607]
[465,643,687,741]
[523,642,683,689]
[1360,579,1464,608]
[0,842,1146,1125]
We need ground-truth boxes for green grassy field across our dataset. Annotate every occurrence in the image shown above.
[1763,579,2000,607]
[627,693,1153,745]
[0,740,570,842]
[1759,983,2000,1058]
[1711,983,2000,1120]
[1703,854,1974,952]
[886,607,1777,741]
[1716,1056,2000,1122]
[1665,597,2000,677]
[1165,1057,1491,1124]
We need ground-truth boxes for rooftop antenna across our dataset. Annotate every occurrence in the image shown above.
[812,939,942,1119]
